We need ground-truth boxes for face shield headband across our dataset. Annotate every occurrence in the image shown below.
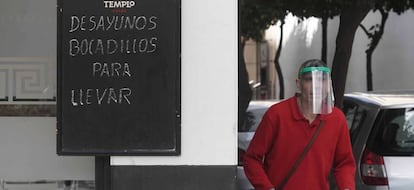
[298,66,334,114]
[298,66,331,78]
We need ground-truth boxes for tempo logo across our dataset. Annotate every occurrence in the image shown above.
[104,1,136,9]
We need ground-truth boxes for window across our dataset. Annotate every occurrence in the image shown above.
[342,100,367,143]
[240,107,268,132]
[371,108,414,155]
[0,57,56,116]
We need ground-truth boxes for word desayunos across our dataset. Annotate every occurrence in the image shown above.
[69,15,157,32]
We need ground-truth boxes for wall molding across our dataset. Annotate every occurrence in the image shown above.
[0,104,55,116]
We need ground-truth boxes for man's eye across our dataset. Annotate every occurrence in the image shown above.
[302,77,312,82]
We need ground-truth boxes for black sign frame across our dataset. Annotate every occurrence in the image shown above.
[57,0,181,156]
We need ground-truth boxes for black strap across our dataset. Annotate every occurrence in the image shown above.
[276,120,325,190]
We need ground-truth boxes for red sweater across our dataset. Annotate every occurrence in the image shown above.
[244,96,355,190]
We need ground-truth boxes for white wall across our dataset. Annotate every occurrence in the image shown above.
[0,0,55,57]
[111,0,238,165]
[265,10,414,97]
[0,117,94,180]
[0,0,94,181]
[348,10,414,92]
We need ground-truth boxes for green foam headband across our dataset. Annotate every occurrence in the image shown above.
[298,66,330,77]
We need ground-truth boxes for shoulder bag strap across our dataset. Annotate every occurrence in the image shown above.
[276,120,325,190]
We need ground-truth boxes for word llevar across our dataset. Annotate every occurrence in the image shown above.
[71,87,132,106]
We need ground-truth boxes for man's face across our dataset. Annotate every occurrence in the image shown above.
[297,73,314,102]
[297,72,329,103]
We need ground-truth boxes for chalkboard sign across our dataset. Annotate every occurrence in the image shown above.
[57,0,181,155]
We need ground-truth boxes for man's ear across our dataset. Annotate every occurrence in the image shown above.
[295,78,301,93]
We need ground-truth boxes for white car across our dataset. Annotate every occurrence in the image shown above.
[343,91,414,190]
[237,100,278,190]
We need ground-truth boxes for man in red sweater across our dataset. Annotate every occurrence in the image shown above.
[244,59,355,190]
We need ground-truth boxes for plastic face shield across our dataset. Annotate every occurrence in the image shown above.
[298,66,334,114]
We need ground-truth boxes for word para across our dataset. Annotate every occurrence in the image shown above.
[93,62,131,77]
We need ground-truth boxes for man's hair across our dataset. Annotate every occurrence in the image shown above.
[298,59,327,78]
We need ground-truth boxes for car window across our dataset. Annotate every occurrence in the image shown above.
[342,100,367,143]
[240,108,267,132]
[370,108,414,155]
[387,108,414,149]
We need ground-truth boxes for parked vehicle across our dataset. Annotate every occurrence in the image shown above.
[343,91,414,190]
[237,100,277,190]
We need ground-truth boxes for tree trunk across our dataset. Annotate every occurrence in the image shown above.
[238,40,253,128]
[365,9,389,91]
[274,21,285,99]
[321,16,328,63]
[331,5,370,107]
[366,50,373,91]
